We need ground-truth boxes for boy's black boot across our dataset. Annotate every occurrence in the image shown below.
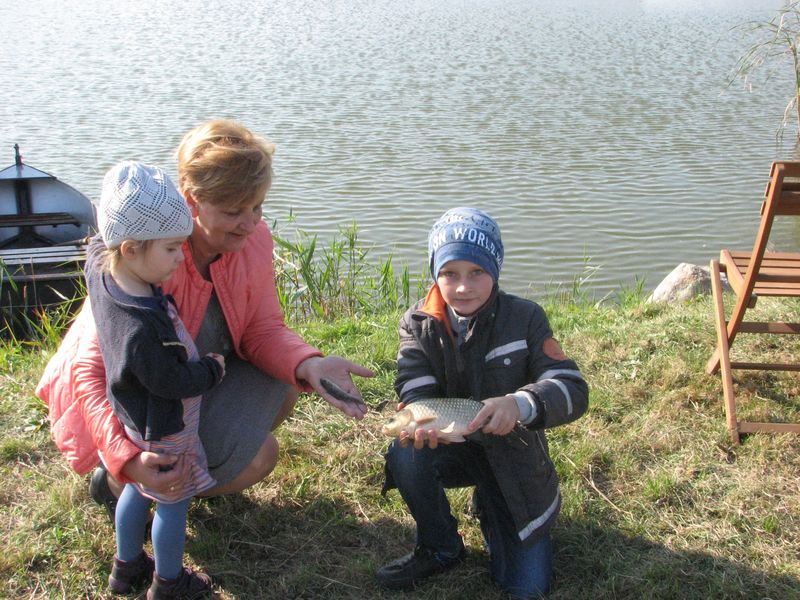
[146,567,212,600]
[376,544,465,590]
[108,551,154,594]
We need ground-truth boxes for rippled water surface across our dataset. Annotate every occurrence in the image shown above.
[0,0,796,296]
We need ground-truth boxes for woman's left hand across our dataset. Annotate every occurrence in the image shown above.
[296,355,374,419]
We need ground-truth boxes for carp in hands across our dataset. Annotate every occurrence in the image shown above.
[381,398,484,443]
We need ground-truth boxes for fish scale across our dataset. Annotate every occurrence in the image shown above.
[381,398,484,443]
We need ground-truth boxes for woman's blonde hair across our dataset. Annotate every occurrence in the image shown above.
[177,119,276,208]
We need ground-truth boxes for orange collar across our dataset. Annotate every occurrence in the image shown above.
[419,283,455,340]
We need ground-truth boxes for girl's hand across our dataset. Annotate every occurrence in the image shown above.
[205,352,226,376]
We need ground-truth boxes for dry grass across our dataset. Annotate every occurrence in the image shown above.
[2,296,800,599]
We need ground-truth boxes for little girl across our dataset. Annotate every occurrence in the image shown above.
[86,161,226,599]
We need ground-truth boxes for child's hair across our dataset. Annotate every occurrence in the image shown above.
[99,240,154,272]
[176,119,276,208]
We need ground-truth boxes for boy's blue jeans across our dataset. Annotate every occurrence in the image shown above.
[385,439,553,599]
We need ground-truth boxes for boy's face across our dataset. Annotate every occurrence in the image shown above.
[436,259,495,316]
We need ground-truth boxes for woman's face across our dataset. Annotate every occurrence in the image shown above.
[190,195,264,254]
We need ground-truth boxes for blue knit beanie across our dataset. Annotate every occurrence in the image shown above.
[428,207,503,281]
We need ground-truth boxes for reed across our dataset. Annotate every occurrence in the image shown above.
[272,220,425,321]
[729,0,800,141]
[0,265,85,342]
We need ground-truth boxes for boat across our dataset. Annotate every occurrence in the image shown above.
[0,144,96,334]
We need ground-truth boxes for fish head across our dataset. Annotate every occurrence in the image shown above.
[381,408,414,437]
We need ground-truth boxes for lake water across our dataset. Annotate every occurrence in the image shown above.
[0,0,796,298]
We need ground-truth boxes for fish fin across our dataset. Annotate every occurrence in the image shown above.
[415,415,437,426]
[438,422,466,443]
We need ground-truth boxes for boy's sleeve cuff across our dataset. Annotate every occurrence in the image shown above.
[511,391,538,425]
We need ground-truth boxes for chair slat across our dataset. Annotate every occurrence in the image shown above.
[737,321,800,333]
[736,271,800,281]
[751,285,800,296]
[728,250,800,261]
[738,422,800,434]
[729,361,800,371]
[780,179,800,191]
[719,250,745,294]
[776,189,800,211]
[776,160,800,178]
[728,256,800,269]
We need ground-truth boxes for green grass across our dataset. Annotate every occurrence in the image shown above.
[2,293,800,599]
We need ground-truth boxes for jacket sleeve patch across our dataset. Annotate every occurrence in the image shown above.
[542,337,567,360]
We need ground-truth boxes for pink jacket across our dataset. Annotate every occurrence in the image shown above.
[36,221,322,480]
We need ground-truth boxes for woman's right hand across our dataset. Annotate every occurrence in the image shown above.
[121,451,189,493]
[296,355,374,419]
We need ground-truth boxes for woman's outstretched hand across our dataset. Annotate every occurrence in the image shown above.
[296,355,374,419]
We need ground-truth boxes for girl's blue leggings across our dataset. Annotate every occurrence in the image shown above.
[115,483,191,580]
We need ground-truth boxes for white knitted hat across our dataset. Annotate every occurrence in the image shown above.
[98,161,193,248]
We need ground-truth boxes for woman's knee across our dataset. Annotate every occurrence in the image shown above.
[250,433,280,477]
[272,387,299,431]
[203,434,279,496]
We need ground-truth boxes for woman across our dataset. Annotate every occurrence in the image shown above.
[37,119,373,510]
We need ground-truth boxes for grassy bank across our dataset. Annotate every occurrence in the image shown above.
[2,289,800,599]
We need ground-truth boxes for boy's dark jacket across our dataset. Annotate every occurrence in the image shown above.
[386,284,589,544]
[84,237,224,441]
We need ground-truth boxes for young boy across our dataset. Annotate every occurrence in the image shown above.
[377,207,589,599]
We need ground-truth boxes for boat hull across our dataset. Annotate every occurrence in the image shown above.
[0,147,95,335]
[0,246,86,336]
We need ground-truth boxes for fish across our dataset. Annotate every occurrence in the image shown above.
[320,377,366,406]
[381,398,484,443]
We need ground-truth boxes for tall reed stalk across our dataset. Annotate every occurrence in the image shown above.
[730,0,800,141]
[272,220,424,322]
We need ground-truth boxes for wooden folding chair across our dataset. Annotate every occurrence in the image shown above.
[706,161,800,444]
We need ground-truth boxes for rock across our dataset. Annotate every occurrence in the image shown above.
[647,262,728,304]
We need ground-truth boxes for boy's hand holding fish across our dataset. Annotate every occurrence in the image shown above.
[472,395,521,436]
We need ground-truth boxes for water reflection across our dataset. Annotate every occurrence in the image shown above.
[0,0,794,296]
